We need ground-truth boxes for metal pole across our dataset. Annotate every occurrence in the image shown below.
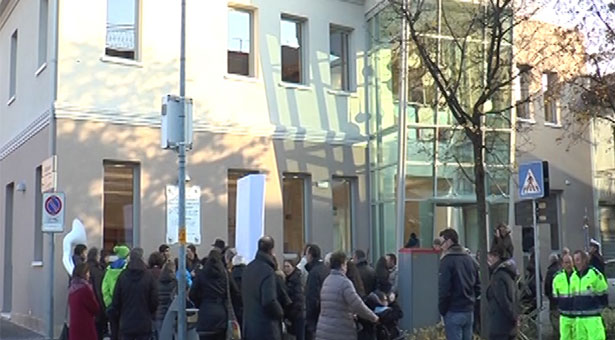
[395,0,409,252]
[532,199,542,340]
[177,0,187,339]
[47,234,54,340]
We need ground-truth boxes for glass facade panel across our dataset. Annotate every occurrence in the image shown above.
[332,177,354,253]
[368,2,513,253]
[103,162,138,250]
[283,174,308,254]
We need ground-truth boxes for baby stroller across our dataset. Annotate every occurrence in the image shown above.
[365,291,404,340]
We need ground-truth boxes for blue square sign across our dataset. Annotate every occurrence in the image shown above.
[519,161,548,200]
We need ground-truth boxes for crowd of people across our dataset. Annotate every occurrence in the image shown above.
[66,237,404,340]
[437,223,609,340]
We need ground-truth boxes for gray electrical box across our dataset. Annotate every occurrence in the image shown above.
[398,248,440,332]
[161,94,193,150]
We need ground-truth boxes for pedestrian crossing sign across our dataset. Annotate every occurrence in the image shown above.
[519,161,549,200]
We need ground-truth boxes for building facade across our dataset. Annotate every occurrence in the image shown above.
[0,0,376,334]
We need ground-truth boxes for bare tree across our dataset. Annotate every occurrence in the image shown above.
[377,0,584,336]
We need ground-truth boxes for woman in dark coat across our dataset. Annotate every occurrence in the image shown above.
[486,248,519,339]
[148,252,165,281]
[375,256,392,294]
[86,248,107,340]
[189,249,240,340]
[346,260,366,298]
[69,263,99,340]
[283,259,305,340]
[156,260,177,333]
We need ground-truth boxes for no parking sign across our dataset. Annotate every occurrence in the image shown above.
[42,192,65,233]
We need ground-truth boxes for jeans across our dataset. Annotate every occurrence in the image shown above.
[443,311,473,340]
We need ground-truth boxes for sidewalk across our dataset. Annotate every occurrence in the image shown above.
[0,319,45,340]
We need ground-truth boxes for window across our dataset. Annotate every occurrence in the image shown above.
[38,0,48,68]
[330,26,351,91]
[543,71,559,124]
[281,16,304,84]
[332,177,355,253]
[228,8,253,76]
[34,166,43,262]
[106,0,138,60]
[227,169,259,247]
[103,161,139,250]
[9,30,17,100]
[517,65,531,119]
[283,173,310,254]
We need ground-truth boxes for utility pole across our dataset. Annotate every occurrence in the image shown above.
[395,0,409,252]
[176,0,187,339]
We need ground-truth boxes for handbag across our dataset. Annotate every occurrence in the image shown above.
[225,271,242,340]
[58,322,69,340]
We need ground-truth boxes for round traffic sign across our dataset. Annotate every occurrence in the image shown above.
[45,195,63,216]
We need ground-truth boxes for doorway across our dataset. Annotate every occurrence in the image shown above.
[3,183,14,313]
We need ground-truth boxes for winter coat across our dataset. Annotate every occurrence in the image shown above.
[544,261,561,309]
[156,270,177,322]
[438,244,480,316]
[175,256,200,274]
[68,278,99,340]
[86,259,106,319]
[315,270,378,340]
[356,261,377,295]
[487,259,519,338]
[149,265,162,281]
[101,258,127,308]
[285,268,305,322]
[231,264,245,325]
[305,259,330,324]
[110,258,158,336]
[242,251,284,340]
[189,262,239,334]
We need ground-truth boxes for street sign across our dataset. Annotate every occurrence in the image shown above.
[41,156,57,193]
[42,192,65,232]
[166,185,201,245]
[519,161,549,200]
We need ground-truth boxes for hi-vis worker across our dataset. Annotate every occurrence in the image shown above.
[571,250,608,340]
[552,254,576,339]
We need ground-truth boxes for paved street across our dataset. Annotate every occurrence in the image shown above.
[0,319,45,340]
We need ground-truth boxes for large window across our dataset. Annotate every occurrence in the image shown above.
[9,30,17,101]
[281,16,304,84]
[543,71,559,124]
[330,26,351,91]
[283,173,309,254]
[332,177,355,253]
[228,8,253,76]
[103,161,139,250]
[517,65,531,119]
[106,0,139,60]
[38,0,48,69]
[227,169,259,247]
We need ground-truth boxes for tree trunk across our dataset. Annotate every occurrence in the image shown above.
[471,131,490,339]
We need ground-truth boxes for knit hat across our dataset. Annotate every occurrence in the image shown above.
[113,245,130,259]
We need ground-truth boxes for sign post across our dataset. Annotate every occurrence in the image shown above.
[519,161,549,340]
[42,191,65,339]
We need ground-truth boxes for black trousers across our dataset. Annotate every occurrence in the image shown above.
[120,334,152,340]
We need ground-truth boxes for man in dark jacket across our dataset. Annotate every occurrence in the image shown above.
[353,249,376,295]
[438,228,479,340]
[305,244,330,340]
[242,236,284,340]
[110,248,158,340]
[486,247,519,340]
[544,253,561,334]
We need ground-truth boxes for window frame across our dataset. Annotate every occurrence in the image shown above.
[280,14,307,85]
[543,71,559,126]
[227,6,255,78]
[37,0,49,70]
[9,29,18,103]
[105,0,141,61]
[331,176,357,253]
[516,64,532,121]
[282,172,312,255]
[329,25,353,92]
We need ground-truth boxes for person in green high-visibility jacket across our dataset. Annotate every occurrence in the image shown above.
[571,250,608,340]
[552,254,575,340]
